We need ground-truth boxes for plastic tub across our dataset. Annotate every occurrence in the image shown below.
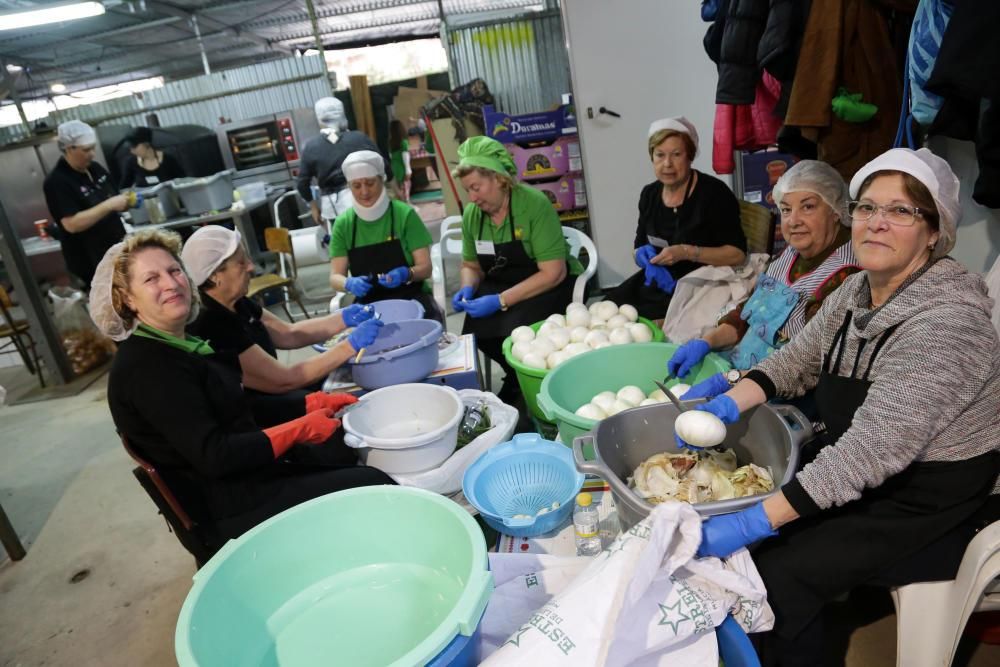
[462,433,584,538]
[537,341,731,449]
[172,170,235,214]
[350,318,442,389]
[502,317,665,423]
[342,384,464,473]
[573,401,810,529]
[236,181,267,203]
[128,181,180,224]
[313,299,428,353]
[175,486,493,667]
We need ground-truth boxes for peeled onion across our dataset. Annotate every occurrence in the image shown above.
[547,350,569,369]
[616,385,646,407]
[521,352,547,369]
[595,301,618,321]
[583,329,609,348]
[591,340,612,350]
[619,304,639,322]
[575,403,607,420]
[639,398,659,406]
[547,328,570,351]
[674,410,728,448]
[648,388,668,402]
[589,317,607,330]
[606,314,628,329]
[564,342,590,357]
[538,321,558,336]
[511,326,535,343]
[669,383,691,398]
[609,328,633,345]
[566,309,591,329]
[511,340,532,361]
[588,301,602,317]
[566,302,588,315]
[546,313,567,327]
[569,326,589,343]
[606,398,633,416]
[530,338,555,358]
[592,391,617,412]
[627,322,653,343]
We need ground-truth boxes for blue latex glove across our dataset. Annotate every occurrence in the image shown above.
[345,275,372,298]
[643,262,676,294]
[452,286,475,312]
[667,339,711,378]
[378,266,411,289]
[347,318,384,352]
[680,372,730,401]
[464,294,502,318]
[634,244,657,269]
[674,395,741,451]
[697,502,777,559]
[340,303,374,327]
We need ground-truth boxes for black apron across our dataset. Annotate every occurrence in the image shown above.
[461,198,572,341]
[753,309,1000,642]
[345,205,441,320]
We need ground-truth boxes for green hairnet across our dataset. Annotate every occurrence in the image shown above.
[457,136,517,178]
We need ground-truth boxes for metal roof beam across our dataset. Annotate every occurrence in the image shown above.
[144,0,293,54]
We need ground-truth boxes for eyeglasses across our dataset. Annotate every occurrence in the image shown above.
[847,200,925,227]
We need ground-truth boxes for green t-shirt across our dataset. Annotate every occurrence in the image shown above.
[389,138,409,185]
[330,199,432,267]
[461,183,583,275]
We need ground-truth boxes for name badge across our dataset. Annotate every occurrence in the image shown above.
[475,239,495,255]
[146,176,160,184]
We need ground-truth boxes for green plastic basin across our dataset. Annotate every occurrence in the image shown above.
[175,486,493,667]
[537,341,731,449]
[502,317,664,422]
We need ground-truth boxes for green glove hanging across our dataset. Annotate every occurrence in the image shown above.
[831,87,878,123]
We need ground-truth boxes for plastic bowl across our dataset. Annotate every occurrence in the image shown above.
[314,299,429,353]
[350,318,442,389]
[175,486,493,667]
[462,433,584,538]
[502,317,665,423]
[537,341,731,450]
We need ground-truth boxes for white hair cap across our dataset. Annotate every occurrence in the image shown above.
[180,226,242,287]
[849,147,960,259]
[773,160,851,226]
[314,97,347,130]
[647,116,699,156]
[342,150,385,182]
[57,120,97,150]
[88,242,134,341]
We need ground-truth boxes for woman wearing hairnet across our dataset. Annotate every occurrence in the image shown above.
[296,97,387,226]
[451,136,584,401]
[327,151,441,321]
[182,225,384,398]
[668,160,860,401]
[675,148,1000,664]
[604,117,747,321]
[91,229,394,542]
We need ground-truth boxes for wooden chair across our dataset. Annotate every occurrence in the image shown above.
[0,285,45,388]
[119,434,221,568]
[247,227,311,321]
[738,200,776,256]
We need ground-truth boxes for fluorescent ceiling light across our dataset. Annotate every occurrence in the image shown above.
[51,82,66,92]
[0,2,105,32]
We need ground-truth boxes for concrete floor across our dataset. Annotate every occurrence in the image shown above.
[2,196,998,665]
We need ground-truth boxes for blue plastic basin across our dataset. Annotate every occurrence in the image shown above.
[350,318,442,390]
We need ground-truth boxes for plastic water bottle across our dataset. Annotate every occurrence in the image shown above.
[573,492,602,556]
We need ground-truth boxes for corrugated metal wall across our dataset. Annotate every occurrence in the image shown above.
[0,55,330,145]
[447,10,570,115]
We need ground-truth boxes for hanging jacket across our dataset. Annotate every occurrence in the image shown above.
[713,72,783,174]
[713,0,770,105]
[758,0,812,117]
[907,0,955,126]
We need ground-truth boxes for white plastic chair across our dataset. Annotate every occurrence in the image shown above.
[430,215,465,315]
[561,226,598,304]
[890,519,1000,667]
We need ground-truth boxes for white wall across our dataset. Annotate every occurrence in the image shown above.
[927,136,1000,274]
[562,0,725,287]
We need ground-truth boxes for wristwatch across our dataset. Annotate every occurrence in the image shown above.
[725,369,741,386]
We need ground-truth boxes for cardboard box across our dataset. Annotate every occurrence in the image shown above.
[482,104,577,143]
[506,136,582,182]
[530,173,587,211]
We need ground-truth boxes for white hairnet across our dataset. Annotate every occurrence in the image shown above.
[647,116,699,157]
[88,242,133,341]
[180,225,242,287]
[849,147,960,259]
[773,160,851,226]
[342,150,385,182]
[57,120,96,150]
[314,97,347,130]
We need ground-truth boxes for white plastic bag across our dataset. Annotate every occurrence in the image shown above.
[479,502,773,666]
[50,286,114,375]
[391,389,518,494]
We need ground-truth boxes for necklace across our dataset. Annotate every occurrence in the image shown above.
[662,172,696,214]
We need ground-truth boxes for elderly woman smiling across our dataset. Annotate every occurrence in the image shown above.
[91,229,393,542]
[675,149,1000,664]
[668,160,860,400]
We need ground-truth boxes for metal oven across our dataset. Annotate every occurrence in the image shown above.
[216,109,320,186]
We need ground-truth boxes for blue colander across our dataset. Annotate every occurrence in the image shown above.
[462,433,585,537]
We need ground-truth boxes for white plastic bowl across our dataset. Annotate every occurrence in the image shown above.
[342,384,464,473]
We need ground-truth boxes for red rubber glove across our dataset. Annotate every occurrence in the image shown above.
[263,409,341,457]
[305,391,358,414]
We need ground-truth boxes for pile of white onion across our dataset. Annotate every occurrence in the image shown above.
[509,300,654,370]
[574,383,690,420]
